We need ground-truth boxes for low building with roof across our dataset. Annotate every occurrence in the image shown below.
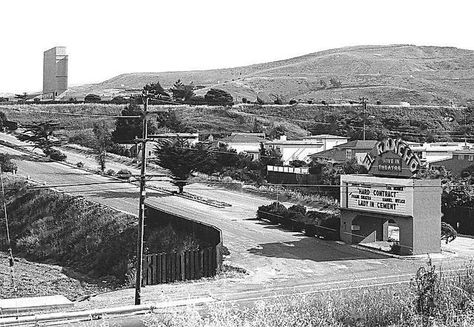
[430,149,474,176]
[408,142,474,164]
[218,132,267,154]
[266,134,348,165]
[310,140,378,164]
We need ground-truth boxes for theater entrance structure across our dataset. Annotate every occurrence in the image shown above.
[339,138,441,255]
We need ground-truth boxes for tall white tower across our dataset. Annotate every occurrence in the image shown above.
[43,47,68,100]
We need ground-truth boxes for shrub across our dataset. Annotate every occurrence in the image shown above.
[390,242,402,254]
[441,222,457,244]
[287,212,306,231]
[84,94,101,103]
[0,153,17,172]
[76,161,84,168]
[116,168,132,179]
[49,149,67,161]
[106,169,116,176]
[289,160,306,167]
[204,88,234,106]
[289,99,297,105]
[2,161,17,173]
[257,202,287,224]
[288,204,307,216]
[319,214,340,240]
[111,96,127,104]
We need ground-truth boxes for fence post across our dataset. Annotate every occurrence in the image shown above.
[161,254,166,283]
[180,252,186,281]
[190,250,195,279]
[152,254,157,284]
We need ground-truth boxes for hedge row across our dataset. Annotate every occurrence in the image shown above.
[256,202,340,240]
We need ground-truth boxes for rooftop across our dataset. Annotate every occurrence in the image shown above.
[220,133,267,144]
[148,133,199,139]
[304,134,349,140]
[334,140,378,149]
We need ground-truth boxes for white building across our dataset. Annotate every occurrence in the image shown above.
[408,141,474,164]
[267,134,348,165]
[218,132,267,154]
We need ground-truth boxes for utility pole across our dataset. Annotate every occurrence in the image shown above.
[135,90,148,305]
[1,168,15,291]
[360,97,368,140]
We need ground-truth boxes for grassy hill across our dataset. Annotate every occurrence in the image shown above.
[62,45,474,105]
[1,103,467,143]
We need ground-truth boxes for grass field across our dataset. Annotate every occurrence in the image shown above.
[142,262,474,326]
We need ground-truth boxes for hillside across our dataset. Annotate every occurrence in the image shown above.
[62,45,474,105]
[1,103,467,143]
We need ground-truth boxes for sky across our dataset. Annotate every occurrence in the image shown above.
[1,0,473,94]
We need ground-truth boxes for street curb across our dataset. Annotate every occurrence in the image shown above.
[352,243,455,260]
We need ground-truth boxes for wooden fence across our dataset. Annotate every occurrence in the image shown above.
[143,247,218,285]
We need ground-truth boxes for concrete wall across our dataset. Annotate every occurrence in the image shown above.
[411,179,441,254]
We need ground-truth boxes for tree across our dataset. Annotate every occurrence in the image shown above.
[204,88,234,106]
[259,143,282,174]
[267,125,286,140]
[17,121,61,155]
[170,80,194,102]
[111,100,157,143]
[156,111,193,133]
[0,111,7,131]
[93,121,112,173]
[144,82,170,99]
[153,138,208,193]
[329,78,342,88]
[0,153,17,173]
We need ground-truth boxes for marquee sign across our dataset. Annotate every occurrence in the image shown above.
[341,175,414,216]
[362,138,422,178]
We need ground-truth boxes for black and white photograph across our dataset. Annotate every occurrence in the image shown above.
[1,0,474,326]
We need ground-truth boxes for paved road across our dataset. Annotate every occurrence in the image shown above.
[1,132,474,311]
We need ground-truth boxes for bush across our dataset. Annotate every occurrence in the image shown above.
[319,214,340,240]
[289,160,307,168]
[106,169,116,176]
[2,161,17,173]
[116,168,132,179]
[288,204,307,215]
[0,153,17,172]
[111,96,128,104]
[257,202,287,224]
[204,88,234,106]
[289,99,297,105]
[49,149,67,161]
[84,94,101,103]
[76,161,84,168]
[441,222,457,243]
